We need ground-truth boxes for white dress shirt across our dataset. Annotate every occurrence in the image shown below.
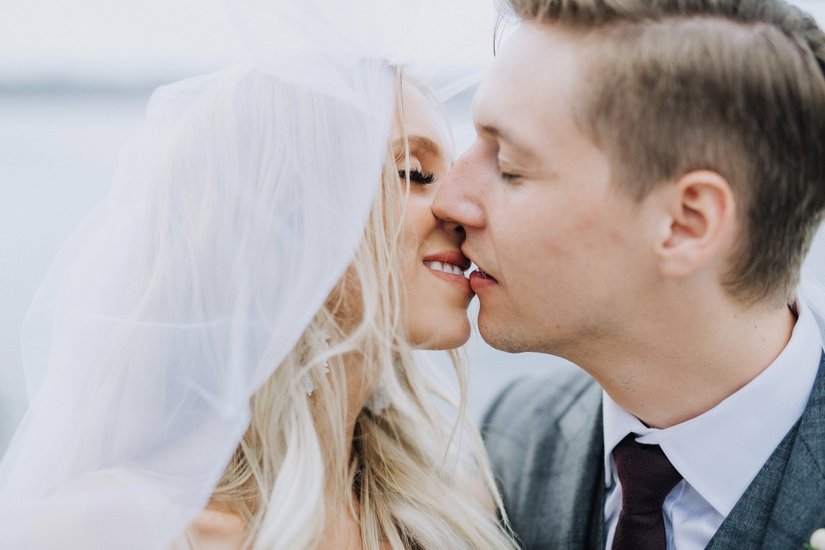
[603,300,824,550]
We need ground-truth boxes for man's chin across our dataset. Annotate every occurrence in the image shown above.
[477,315,527,353]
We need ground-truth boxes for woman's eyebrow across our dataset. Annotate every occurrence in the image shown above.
[392,135,440,157]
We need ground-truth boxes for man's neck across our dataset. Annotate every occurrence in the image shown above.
[578,298,797,429]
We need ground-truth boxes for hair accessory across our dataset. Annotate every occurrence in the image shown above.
[365,373,392,414]
[303,330,331,396]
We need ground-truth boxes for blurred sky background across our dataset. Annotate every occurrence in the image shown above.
[2,0,825,452]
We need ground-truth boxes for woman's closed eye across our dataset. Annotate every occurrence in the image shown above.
[398,169,436,185]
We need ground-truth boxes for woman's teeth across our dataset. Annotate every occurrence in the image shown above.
[424,261,465,276]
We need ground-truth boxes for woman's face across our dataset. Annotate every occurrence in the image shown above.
[394,85,474,349]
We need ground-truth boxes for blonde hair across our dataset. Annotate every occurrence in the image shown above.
[209,73,515,550]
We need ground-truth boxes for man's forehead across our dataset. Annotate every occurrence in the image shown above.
[471,23,589,151]
[470,62,541,160]
[470,68,519,138]
[486,22,588,87]
[473,123,542,165]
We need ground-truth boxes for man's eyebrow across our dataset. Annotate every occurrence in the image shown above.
[477,123,536,160]
[476,124,537,159]
[392,135,440,157]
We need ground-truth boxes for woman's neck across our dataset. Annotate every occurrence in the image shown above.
[316,351,374,549]
[315,351,375,463]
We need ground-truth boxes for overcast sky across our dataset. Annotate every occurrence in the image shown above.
[0,0,498,86]
[0,0,247,82]
[4,0,823,85]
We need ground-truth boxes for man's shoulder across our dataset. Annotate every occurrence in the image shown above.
[481,366,599,441]
[479,365,605,544]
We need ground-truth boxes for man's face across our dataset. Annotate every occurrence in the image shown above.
[433,23,657,355]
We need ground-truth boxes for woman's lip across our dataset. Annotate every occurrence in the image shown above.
[422,250,471,271]
[428,269,474,293]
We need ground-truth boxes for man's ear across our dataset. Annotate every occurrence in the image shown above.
[654,170,736,278]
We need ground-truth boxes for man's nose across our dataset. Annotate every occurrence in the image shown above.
[432,147,485,229]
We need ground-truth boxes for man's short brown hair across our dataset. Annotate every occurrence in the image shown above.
[508,0,825,306]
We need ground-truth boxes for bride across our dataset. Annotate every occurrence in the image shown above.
[178,72,515,549]
[0,2,516,549]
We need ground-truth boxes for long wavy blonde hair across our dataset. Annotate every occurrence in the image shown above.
[207,72,515,550]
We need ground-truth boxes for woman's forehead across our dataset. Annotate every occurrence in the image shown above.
[392,84,450,159]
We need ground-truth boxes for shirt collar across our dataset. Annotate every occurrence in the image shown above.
[602,298,823,517]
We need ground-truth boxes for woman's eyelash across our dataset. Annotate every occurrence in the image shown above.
[398,169,436,185]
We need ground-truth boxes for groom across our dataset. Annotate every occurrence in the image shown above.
[433,0,825,548]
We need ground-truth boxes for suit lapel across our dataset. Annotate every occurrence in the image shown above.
[707,354,825,549]
[584,412,606,550]
[551,384,605,549]
[760,352,825,548]
[485,372,606,550]
[705,421,799,548]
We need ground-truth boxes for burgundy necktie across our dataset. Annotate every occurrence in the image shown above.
[611,434,683,550]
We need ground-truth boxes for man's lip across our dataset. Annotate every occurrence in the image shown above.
[460,247,497,282]
[422,250,471,271]
[469,270,498,291]
[471,269,498,283]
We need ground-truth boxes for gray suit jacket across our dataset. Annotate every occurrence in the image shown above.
[482,354,825,549]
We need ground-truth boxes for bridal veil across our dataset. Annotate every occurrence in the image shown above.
[0,0,496,548]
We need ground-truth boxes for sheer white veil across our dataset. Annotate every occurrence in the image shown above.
[1,64,393,549]
[0,1,498,548]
